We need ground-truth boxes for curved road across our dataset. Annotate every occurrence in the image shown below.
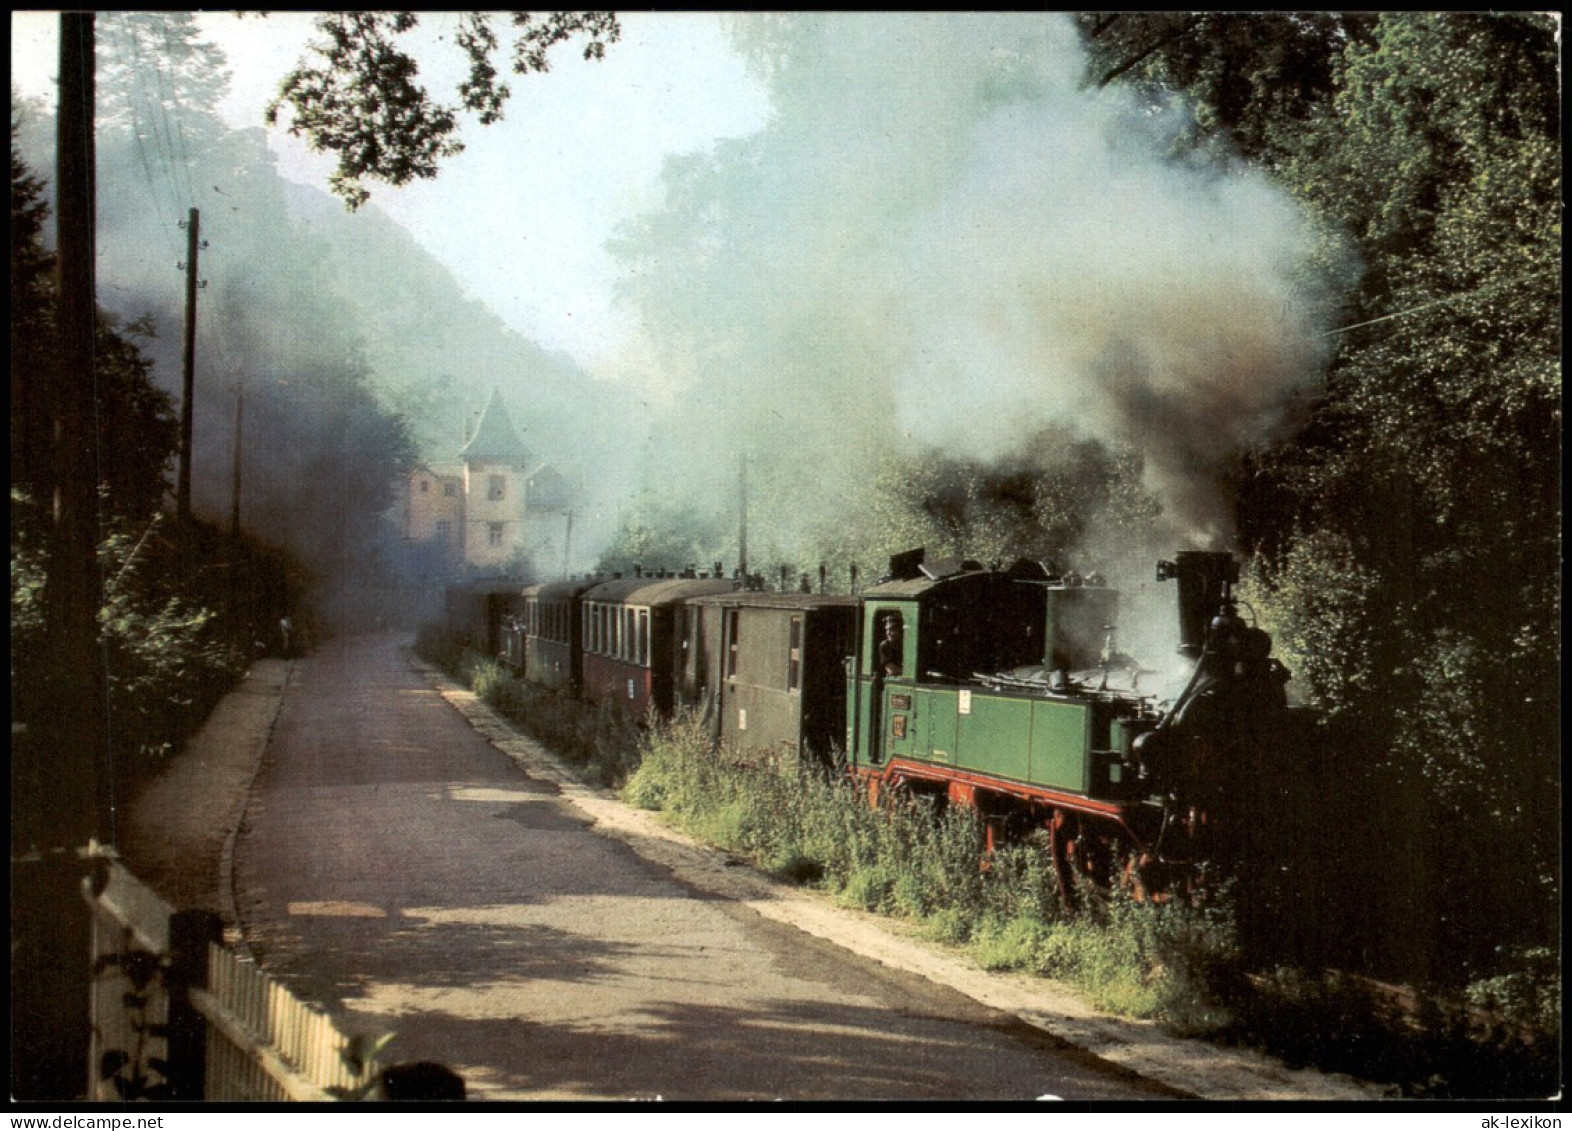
[233,632,1183,1102]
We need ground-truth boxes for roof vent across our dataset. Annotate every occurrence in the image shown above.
[919,557,976,581]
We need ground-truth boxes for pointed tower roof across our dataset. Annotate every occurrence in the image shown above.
[460,389,529,465]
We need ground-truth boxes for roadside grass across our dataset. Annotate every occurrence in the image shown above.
[414,625,1560,1097]
[625,704,1236,1029]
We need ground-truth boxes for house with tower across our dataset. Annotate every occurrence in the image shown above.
[403,389,574,575]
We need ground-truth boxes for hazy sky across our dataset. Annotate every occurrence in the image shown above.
[9,10,771,370]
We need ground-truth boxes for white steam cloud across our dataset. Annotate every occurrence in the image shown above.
[606,13,1338,561]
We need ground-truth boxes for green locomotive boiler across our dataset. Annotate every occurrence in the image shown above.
[847,549,1304,900]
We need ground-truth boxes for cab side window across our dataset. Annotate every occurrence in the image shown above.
[876,612,904,676]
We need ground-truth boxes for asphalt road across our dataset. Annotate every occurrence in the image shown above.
[231,632,1183,1102]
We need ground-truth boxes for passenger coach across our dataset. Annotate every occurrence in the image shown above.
[682,591,857,769]
[519,578,594,691]
[581,572,739,719]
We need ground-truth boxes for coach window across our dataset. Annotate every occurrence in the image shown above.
[725,610,740,680]
[637,609,649,666]
[788,615,802,693]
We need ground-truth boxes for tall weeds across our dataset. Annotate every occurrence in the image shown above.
[625,707,1236,1027]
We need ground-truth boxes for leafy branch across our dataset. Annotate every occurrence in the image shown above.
[263,11,621,209]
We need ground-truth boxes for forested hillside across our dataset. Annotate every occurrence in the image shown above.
[14,11,619,560]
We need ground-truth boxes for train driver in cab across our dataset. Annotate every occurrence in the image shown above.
[878,614,904,676]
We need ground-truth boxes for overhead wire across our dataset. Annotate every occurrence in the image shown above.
[156,13,200,208]
[1322,267,1558,339]
[103,14,185,264]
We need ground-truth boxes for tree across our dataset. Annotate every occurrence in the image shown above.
[10,115,56,502]
[263,11,620,208]
[1237,14,1559,976]
[1076,13,1376,171]
[1075,12,1558,979]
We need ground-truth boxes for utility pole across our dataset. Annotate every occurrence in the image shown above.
[177,207,202,526]
[14,11,102,1101]
[229,379,244,540]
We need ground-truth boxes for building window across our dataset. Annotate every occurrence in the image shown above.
[435,520,451,543]
[489,475,506,501]
[488,523,504,547]
[444,483,457,497]
[419,479,429,493]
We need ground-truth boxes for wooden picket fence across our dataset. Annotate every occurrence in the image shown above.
[84,858,390,1101]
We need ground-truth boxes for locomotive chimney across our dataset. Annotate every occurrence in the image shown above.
[1156,551,1239,658]
[819,563,827,594]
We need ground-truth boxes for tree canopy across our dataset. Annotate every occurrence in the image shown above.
[263,11,620,208]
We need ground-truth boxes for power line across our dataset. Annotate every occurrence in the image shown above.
[1323,267,1557,338]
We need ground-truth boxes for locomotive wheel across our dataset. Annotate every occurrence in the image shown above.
[1046,809,1079,912]
[1068,828,1115,891]
[1122,853,1211,907]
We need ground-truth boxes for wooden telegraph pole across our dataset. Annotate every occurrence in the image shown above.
[177,207,202,526]
[13,11,104,1100]
[230,379,244,540]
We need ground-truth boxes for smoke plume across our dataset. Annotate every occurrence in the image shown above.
[608,13,1339,560]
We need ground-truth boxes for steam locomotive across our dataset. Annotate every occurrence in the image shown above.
[447,548,1314,901]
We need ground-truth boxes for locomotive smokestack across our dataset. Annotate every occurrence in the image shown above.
[1157,551,1239,658]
